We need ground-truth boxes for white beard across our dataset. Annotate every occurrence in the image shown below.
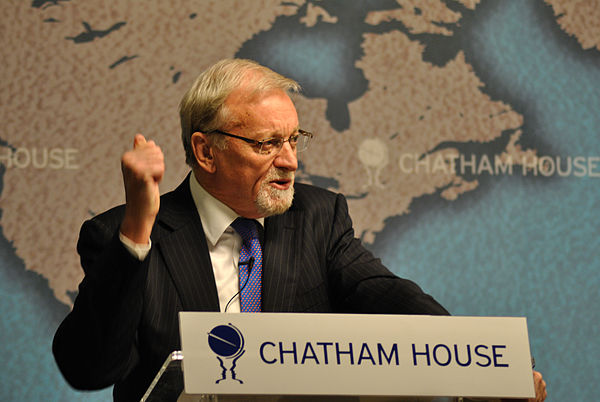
[255,168,295,217]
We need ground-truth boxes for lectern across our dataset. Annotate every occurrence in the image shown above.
[142,351,524,402]
[141,313,535,402]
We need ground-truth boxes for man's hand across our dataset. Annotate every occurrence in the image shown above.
[120,134,165,244]
[528,370,547,402]
[499,370,546,402]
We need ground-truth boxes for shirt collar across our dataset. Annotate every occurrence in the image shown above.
[189,174,264,246]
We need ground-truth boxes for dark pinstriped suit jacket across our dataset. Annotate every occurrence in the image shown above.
[53,177,448,401]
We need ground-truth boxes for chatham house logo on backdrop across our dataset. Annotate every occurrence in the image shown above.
[207,323,246,384]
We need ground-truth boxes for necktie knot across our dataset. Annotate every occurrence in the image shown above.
[231,218,259,245]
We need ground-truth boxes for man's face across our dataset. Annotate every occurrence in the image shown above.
[209,88,299,218]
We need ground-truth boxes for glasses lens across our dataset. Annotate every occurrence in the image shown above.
[258,132,312,154]
[297,133,311,152]
[258,138,278,154]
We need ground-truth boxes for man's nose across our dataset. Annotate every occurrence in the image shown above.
[273,141,298,171]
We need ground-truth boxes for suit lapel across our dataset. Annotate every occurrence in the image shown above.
[262,208,302,312]
[152,177,220,312]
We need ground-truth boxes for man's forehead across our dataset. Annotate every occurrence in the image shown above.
[224,89,297,128]
[225,85,290,107]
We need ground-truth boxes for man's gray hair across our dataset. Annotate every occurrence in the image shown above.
[179,59,301,167]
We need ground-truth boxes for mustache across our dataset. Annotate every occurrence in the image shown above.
[265,168,294,181]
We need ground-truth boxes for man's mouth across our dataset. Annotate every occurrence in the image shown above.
[270,178,293,190]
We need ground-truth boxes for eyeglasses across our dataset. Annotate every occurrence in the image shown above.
[209,129,313,155]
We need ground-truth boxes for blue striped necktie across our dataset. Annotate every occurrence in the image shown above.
[231,218,262,312]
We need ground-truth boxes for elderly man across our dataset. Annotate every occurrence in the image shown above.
[53,59,545,401]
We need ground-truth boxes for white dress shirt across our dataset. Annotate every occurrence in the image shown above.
[120,174,263,313]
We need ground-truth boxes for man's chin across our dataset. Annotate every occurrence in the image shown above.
[255,187,294,217]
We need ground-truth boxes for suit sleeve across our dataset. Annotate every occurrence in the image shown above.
[52,213,148,390]
[325,193,449,315]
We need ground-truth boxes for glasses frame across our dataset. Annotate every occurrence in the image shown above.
[208,129,313,155]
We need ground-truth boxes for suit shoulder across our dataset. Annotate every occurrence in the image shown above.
[87,204,126,232]
[85,184,182,234]
[291,183,350,224]
[293,182,339,206]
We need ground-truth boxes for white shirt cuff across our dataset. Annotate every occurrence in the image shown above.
[119,232,151,261]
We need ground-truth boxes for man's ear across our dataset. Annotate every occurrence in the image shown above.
[191,132,217,173]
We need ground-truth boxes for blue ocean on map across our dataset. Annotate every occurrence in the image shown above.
[370,3,600,401]
[0,1,597,400]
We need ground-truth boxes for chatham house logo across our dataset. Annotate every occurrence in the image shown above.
[207,323,245,384]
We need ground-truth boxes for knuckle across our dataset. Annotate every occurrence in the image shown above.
[121,152,133,165]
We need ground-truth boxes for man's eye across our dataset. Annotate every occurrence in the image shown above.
[289,134,300,144]
[263,139,281,148]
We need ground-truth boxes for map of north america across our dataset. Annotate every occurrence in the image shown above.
[1,0,596,307]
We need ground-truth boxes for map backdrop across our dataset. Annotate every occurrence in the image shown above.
[1,0,599,400]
